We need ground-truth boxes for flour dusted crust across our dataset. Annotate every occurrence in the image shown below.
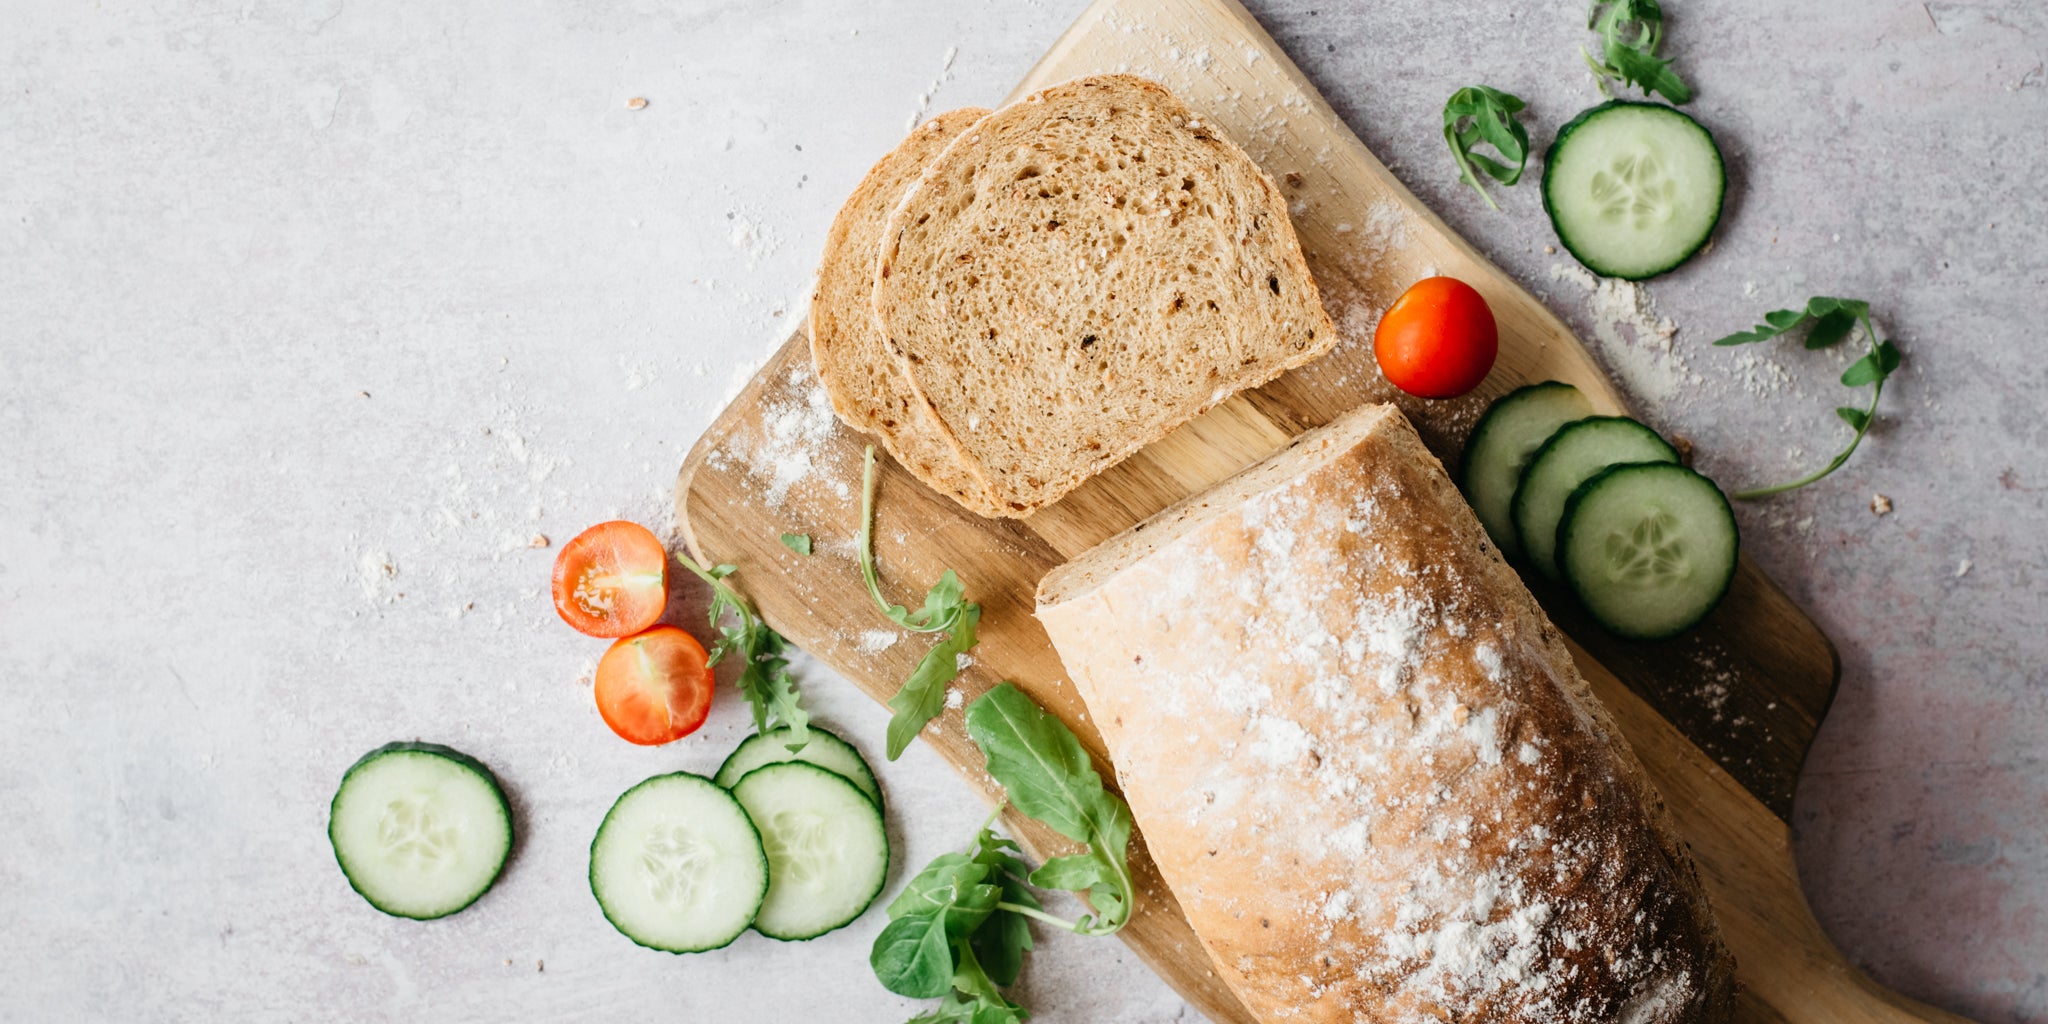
[1036,404,1735,1023]
[810,107,999,517]
[874,75,1336,517]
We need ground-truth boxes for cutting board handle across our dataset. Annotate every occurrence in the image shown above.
[1566,638,1972,1024]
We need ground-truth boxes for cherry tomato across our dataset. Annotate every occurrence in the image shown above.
[550,521,669,638]
[593,626,716,745]
[1373,276,1499,399]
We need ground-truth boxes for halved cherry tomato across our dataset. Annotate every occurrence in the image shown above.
[550,521,668,638]
[1373,276,1499,399]
[593,625,716,745]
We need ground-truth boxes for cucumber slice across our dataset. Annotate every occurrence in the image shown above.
[590,772,768,954]
[328,741,512,921]
[1459,382,1596,559]
[1513,417,1678,581]
[729,762,889,941]
[715,726,882,807]
[1543,101,1725,280]
[1558,462,1738,639]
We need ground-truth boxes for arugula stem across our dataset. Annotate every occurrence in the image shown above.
[674,551,755,629]
[1733,315,1886,500]
[974,801,1007,836]
[1445,126,1499,211]
[859,445,949,633]
[1581,47,1617,97]
[994,901,1086,933]
[1734,381,1880,500]
[1100,849,1135,934]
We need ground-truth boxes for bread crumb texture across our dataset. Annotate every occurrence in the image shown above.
[1039,409,1732,1023]
[874,75,1335,516]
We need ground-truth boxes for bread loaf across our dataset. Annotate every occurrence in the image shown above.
[810,107,999,516]
[1036,404,1736,1023]
[874,75,1335,517]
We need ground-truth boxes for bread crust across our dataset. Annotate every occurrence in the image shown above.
[874,75,1337,518]
[809,107,1000,516]
[1036,404,1736,1024]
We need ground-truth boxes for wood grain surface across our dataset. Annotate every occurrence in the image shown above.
[675,0,1968,1020]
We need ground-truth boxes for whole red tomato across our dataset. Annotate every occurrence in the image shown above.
[1373,276,1499,399]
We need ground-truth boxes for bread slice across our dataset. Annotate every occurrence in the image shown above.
[810,107,998,516]
[874,75,1335,517]
[1037,403,1736,1023]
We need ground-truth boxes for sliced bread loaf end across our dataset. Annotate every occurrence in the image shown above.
[873,75,1335,517]
[809,107,997,516]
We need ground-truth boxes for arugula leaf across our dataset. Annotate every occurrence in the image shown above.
[882,603,980,760]
[1711,297,1870,348]
[872,912,963,999]
[880,820,1036,1023]
[1441,86,1530,210]
[1602,33,1692,104]
[779,532,812,556]
[877,740,1133,1023]
[970,878,1036,986]
[947,943,1014,1009]
[673,554,809,751]
[874,851,1002,998]
[907,992,1027,1024]
[1026,853,1110,893]
[1584,0,1693,104]
[965,683,1136,936]
[1841,340,1901,387]
[1803,310,1856,350]
[1712,297,1904,499]
[861,446,984,760]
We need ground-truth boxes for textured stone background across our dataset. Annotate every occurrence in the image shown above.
[2,0,2042,1021]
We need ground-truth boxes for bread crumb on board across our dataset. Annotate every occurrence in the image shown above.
[1871,493,1893,516]
[626,97,647,110]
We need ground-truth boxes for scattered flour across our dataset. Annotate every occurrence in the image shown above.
[728,365,846,507]
[1358,201,1412,255]
[1053,435,1714,1020]
[619,355,654,391]
[855,629,899,654]
[1548,263,1697,410]
[354,550,398,604]
[726,212,778,267]
[905,45,961,131]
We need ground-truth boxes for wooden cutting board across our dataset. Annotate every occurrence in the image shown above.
[675,0,1967,1020]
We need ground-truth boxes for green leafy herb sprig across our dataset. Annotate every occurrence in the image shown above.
[1584,0,1694,104]
[673,553,810,751]
[1442,86,1531,210]
[873,817,1036,1024]
[873,682,1136,1023]
[1713,297,1902,499]
[859,446,983,760]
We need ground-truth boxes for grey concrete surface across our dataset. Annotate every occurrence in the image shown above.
[1,1,2042,1021]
